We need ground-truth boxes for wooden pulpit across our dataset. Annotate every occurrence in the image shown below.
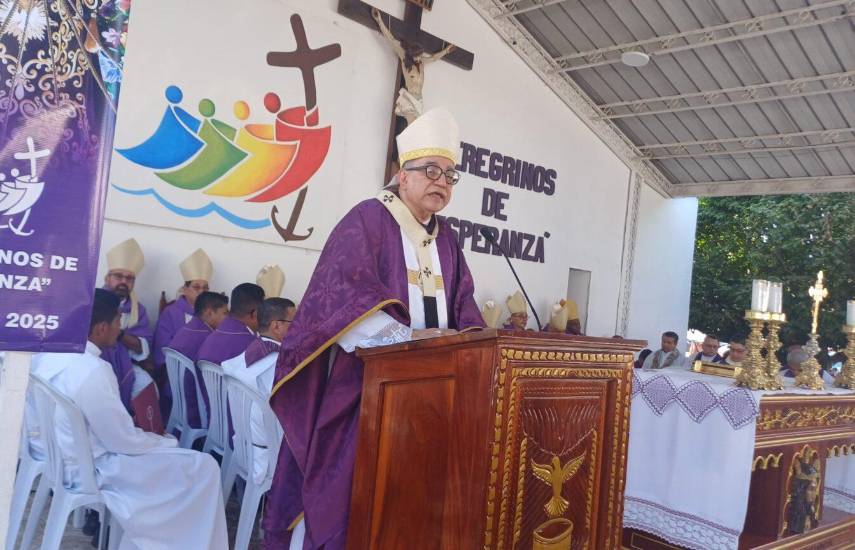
[347,329,643,549]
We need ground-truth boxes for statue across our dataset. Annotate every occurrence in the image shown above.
[786,456,821,535]
[372,7,455,124]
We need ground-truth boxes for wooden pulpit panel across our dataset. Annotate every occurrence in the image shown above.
[348,330,641,550]
[487,348,632,550]
[349,341,495,549]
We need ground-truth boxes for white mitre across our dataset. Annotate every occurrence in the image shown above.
[180,249,213,282]
[257,265,285,298]
[481,300,503,329]
[106,238,144,326]
[396,107,460,165]
[107,238,145,275]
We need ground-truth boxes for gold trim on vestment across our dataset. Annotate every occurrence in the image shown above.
[399,147,456,165]
[269,299,406,397]
[287,512,304,531]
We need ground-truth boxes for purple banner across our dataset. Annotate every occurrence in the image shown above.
[0,1,131,352]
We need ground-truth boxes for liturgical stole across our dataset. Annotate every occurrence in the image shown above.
[377,191,448,329]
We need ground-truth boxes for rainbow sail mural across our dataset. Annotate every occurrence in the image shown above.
[115,86,331,219]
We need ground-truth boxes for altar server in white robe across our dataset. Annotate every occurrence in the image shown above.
[31,288,228,550]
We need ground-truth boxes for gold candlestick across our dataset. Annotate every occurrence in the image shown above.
[796,272,828,390]
[796,334,826,390]
[737,310,772,390]
[835,325,855,389]
[765,312,786,390]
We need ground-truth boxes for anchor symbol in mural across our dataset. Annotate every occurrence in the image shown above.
[266,14,341,242]
[0,137,51,237]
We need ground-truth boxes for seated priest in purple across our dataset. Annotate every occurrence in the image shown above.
[167,291,228,428]
[197,282,264,366]
[152,249,213,416]
[100,238,155,413]
[503,290,530,330]
[263,107,485,550]
[541,299,583,335]
[693,334,723,363]
[222,266,291,390]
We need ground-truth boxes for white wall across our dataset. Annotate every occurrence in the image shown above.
[99,0,695,341]
[626,185,698,351]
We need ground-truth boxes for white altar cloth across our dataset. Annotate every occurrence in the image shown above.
[623,368,854,550]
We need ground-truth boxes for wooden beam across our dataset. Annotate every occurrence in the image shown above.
[669,176,855,197]
[338,0,474,70]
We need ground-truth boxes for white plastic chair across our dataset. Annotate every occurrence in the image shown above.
[22,374,110,550]
[5,427,45,550]
[199,360,231,477]
[163,347,208,448]
[222,374,284,550]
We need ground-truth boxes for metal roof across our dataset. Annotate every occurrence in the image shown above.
[467,0,855,197]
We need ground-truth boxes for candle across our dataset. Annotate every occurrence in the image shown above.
[751,279,770,311]
[848,300,855,326]
[769,282,783,313]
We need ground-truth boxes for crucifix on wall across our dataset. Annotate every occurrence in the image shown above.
[337,0,474,181]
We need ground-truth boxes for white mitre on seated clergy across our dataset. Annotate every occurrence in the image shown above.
[481,300,504,329]
[549,302,569,332]
[180,248,213,283]
[105,238,145,328]
[257,265,286,298]
[178,248,214,301]
[338,106,476,352]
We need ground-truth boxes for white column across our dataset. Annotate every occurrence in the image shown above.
[615,172,642,337]
[0,352,31,547]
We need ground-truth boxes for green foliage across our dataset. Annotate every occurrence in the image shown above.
[690,193,855,349]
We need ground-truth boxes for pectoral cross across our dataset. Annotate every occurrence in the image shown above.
[337,0,474,181]
[808,270,828,335]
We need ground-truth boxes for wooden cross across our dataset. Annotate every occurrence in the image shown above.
[337,0,474,182]
[266,14,341,242]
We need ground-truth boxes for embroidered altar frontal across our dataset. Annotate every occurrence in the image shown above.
[622,369,855,550]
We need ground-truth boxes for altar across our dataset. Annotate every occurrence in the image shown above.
[621,368,855,550]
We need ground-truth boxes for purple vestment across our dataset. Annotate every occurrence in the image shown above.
[197,316,257,365]
[153,296,193,366]
[167,316,212,428]
[100,296,152,411]
[153,296,193,419]
[263,199,483,550]
[245,337,280,367]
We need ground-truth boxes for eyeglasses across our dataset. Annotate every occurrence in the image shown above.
[188,284,209,292]
[108,272,136,283]
[405,164,461,185]
[276,319,293,324]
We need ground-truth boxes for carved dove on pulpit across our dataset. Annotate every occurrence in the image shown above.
[531,453,585,518]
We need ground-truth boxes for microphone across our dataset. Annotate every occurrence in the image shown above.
[479,227,542,330]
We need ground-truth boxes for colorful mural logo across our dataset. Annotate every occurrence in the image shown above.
[113,14,341,242]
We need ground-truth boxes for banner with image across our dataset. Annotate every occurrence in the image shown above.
[0,0,130,352]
